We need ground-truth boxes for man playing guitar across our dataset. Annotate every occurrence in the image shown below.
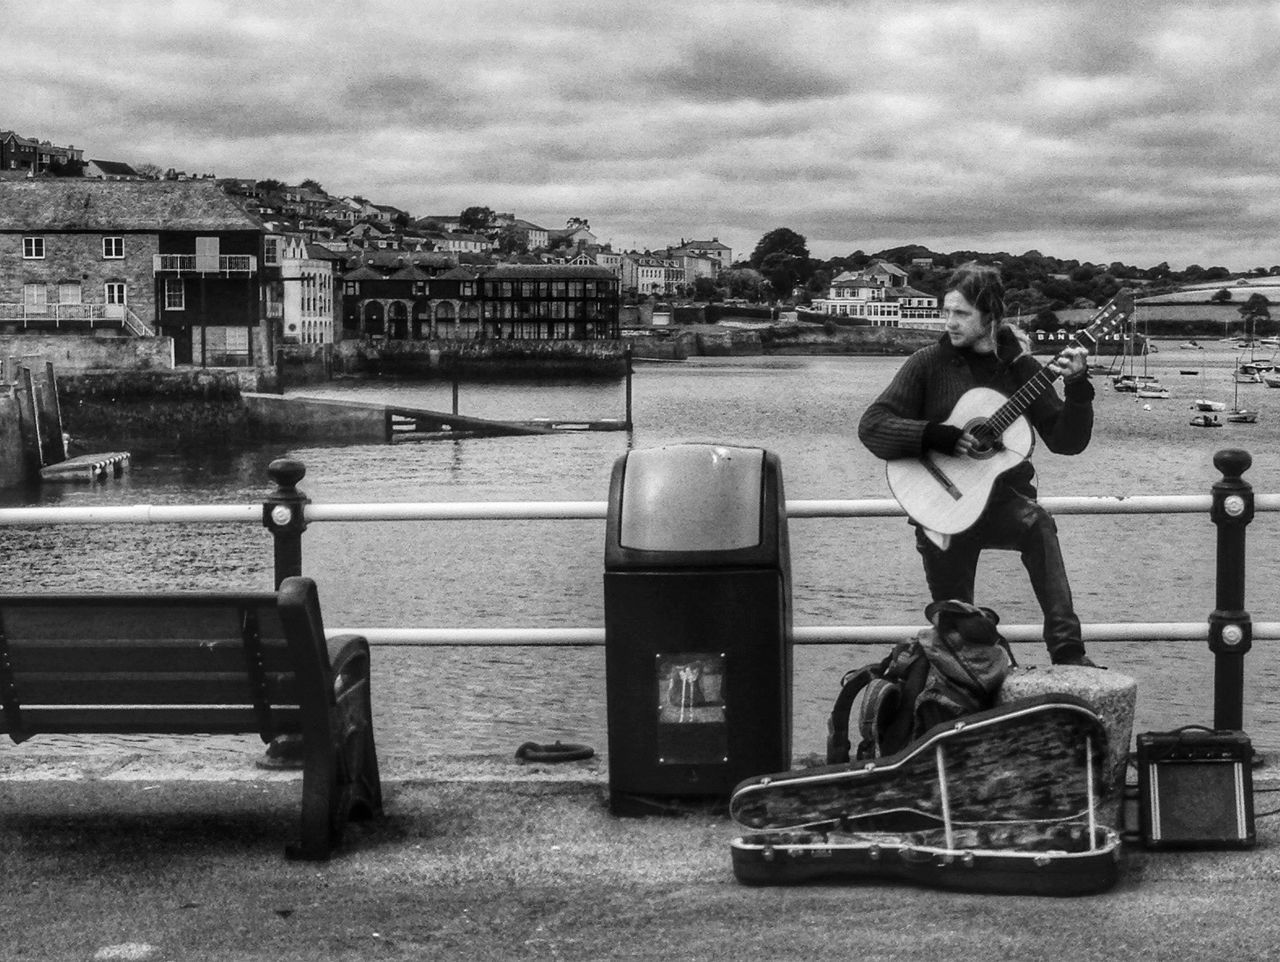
[858,262,1096,666]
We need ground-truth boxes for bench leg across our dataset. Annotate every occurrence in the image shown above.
[287,675,382,861]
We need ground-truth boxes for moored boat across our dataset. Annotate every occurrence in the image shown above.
[1190,413,1223,427]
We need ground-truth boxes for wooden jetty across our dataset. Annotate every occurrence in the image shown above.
[243,393,631,444]
[40,451,131,483]
[3,356,131,487]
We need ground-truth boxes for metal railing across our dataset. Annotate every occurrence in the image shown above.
[121,307,154,337]
[0,303,116,327]
[0,449,1271,730]
[152,254,258,274]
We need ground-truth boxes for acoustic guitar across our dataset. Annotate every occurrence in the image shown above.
[886,291,1134,548]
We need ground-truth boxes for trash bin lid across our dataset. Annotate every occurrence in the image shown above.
[619,444,763,552]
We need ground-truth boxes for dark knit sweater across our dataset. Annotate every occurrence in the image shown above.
[858,328,1095,498]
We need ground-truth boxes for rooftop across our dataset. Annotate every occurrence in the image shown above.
[0,180,262,232]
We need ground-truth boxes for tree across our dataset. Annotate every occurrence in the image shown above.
[494,224,529,256]
[692,276,721,301]
[134,163,163,180]
[720,268,770,302]
[1211,288,1232,303]
[750,228,809,268]
[1240,293,1270,322]
[300,178,324,192]
[256,178,285,194]
[459,206,495,233]
[565,216,591,230]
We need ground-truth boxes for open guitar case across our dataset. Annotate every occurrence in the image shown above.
[728,694,1121,896]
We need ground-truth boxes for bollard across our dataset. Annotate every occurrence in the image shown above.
[262,458,310,588]
[1208,449,1253,732]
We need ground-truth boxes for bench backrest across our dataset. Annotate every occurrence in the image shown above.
[0,580,327,743]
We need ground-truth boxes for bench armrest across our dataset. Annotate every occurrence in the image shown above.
[327,633,370,694]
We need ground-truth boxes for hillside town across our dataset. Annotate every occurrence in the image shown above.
[2,128,1277,382]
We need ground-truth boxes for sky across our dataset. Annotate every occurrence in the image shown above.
[5,0,1280,271]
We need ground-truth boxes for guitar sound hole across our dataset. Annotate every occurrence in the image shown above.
[965,421,1004,459]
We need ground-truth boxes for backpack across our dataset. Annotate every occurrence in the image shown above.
[826,600,1014,763]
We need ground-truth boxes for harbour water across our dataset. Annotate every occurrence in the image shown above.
[3,340,1280,770]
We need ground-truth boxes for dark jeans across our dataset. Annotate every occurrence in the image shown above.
[914,494,1085,662]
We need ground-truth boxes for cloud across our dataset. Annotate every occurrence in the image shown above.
[3,0,1280,269]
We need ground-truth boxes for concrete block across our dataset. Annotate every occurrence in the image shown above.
[998,666,1137,819]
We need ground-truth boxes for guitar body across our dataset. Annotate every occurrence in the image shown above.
[885,387,1035,536]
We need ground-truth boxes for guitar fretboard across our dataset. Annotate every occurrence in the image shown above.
[980,295,1131,438]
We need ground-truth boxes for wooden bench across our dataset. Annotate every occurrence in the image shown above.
[0,576,381,860]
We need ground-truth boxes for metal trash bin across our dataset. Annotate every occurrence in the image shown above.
[603,443,792,814]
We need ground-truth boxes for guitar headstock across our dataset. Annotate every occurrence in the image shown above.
[1077,290,1135,348]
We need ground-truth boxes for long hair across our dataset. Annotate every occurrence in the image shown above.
[945,262,1005,326]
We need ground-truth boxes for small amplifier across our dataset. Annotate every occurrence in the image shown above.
[1136,727,1255,849]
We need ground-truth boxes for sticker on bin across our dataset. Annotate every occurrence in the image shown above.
[658,653,726,724]
[656,653,729,764]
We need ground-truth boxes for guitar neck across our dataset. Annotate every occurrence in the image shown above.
[984,298,1127,436]
[983,346,1067,436]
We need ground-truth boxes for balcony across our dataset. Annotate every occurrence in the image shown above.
[153,254,258,275]
[0,302,156,336]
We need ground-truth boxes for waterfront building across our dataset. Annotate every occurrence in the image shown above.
[809,259,942,329]
[621,251,681,296]
[547,224,599,250]
[595,248,624,278]
[507,219,550,251]
[340,262,620,341]
[668,237,732,271]
[84,160,143,181]
[271,233,340,346]
[0,131,83,174]
[0,180,269,365]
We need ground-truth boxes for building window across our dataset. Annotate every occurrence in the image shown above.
[22,237,45,259]
[104,282,127,306]
[102,236,124,259]
[164,277,185,310]
[23,284,48,310]
[58,282,82,305]
[264,237,280,266]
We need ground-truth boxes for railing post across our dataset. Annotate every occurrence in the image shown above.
[624,344,634,430]
[1208,448,1253,732]
[262,458,310,588]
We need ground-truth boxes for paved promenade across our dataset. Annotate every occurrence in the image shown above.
[2,745,1279,962]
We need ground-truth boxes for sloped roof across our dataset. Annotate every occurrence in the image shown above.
[306,243,345,261]
[885,285,935,300]
[438,267,480,280]
[87,159,140,177]
[389,264,433,280]
[485,263,615,280]
[342,265,385,281]
[0,180,261,231]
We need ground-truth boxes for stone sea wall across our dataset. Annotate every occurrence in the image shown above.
[626,324,938,359]
[0,333,174,373]
[58,369,254,444]
[331,338,629,379]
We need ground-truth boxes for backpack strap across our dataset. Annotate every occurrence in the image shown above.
[857,676,903,759]
[826,664,881,764]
